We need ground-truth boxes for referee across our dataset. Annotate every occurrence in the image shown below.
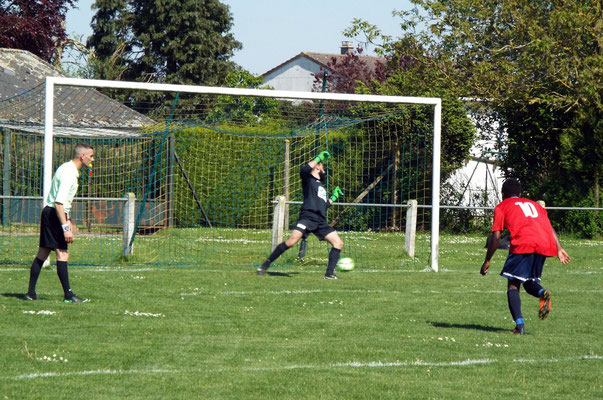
[25,143,94,303]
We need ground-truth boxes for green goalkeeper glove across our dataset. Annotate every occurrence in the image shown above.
[314,150,330,163]
[330,186,343,202]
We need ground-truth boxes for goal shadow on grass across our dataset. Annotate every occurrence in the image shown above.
[429,321,509,333]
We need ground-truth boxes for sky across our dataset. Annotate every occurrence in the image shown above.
[65,0,415,76]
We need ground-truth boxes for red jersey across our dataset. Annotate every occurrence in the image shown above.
[491,197,558,257]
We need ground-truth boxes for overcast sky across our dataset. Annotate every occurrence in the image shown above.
[66,0,414,75]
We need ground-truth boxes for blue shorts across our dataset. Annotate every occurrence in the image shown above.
[500,253,546,282]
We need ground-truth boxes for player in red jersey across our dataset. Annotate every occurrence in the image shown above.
[481,178,570,334]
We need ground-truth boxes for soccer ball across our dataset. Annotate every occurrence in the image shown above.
[337,257,355,271]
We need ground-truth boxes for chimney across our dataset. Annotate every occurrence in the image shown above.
[340,41,354,55]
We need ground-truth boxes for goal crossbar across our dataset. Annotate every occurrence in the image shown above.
[43,77,442,271]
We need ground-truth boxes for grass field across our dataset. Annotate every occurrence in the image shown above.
[1,234,601,399]
[1,226,432,269]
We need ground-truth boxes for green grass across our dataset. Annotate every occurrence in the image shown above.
[1,227,432,269]
[1,234,601,399]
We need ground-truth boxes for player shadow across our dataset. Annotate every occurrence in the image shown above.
[266,271,298,277]
[1,292,38,301]
[429,321,509,333]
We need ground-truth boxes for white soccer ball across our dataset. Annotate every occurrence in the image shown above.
[337,257,355,271]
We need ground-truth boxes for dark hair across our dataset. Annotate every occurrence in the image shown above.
[72,143,93,159]
[501,178,521,197]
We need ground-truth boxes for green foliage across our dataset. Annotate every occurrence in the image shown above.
[349,95,474,180]
[421,0,601,212]
[172,126,283,229]
[439,181,494,234]
[159,111,434,235]
[87,0,241,86]
[205,70,282,125]
[349,36,476,178]
[346,0,602,234]
[87,0,131,80]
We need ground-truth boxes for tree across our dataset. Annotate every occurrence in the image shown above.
[86,0,132,80]
[87,0,241,86]
[416,0,602,235]
[377,37,476,175]
[0,0,76,63]
[319,37,476,177]
[206,69,282,125]
[346,1,602,235]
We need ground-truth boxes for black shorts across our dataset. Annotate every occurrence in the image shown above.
[293,217,335,241]
[39,206,68,251]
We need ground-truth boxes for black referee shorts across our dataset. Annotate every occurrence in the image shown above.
[39,206,68,251]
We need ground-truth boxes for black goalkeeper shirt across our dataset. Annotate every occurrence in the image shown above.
[300,164,331,220]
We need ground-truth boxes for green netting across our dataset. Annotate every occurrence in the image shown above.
[0,84,434,268]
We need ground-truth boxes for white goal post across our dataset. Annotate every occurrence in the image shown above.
[43,77,442,271]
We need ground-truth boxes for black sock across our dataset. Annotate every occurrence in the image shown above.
[27,257,45,295]
[298,238,307,259]
[523,280,544,298]
[56,261,72,298]
[263,242,290,268]
[507,289,523,322]
[325,247,341,276]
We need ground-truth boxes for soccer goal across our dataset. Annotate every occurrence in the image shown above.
[0,77,442,270]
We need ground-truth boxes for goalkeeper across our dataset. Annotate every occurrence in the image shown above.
[257,150,344,279]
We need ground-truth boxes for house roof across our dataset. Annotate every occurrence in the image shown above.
[262,51,385,78]
[0,48,154,137]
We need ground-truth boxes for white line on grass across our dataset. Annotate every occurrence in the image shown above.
[124,310,164,318]
[218,289,511,296]
[22,310,56,315]
[330,359,494,368]
[218,288,603,296]
[6,355,601,380]
[0,267,157,272]
[221,289,389,295]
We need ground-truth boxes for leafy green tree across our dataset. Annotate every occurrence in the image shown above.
[206,69,283,125]
[407,0,601,211]
[346,0,602,235]
[333,33,476,177]
[87,0,241,85]
[87,0,131,80]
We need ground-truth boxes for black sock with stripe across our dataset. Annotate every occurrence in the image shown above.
[56,261,72,298]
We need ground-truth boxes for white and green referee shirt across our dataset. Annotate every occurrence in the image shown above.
[44,160,80,215]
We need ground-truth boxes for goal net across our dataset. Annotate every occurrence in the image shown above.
[0,78,442,270]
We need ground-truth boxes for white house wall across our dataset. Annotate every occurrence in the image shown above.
[446,113,506,207]
[263,57,323,92]
[448,159,504,206]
